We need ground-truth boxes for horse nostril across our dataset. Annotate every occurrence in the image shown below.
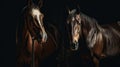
[71,43,75,48]
[75,41,77,44]
[70,40,79,51]
[73,40,77,44]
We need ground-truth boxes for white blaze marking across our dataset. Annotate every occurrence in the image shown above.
[32,8,47,42]
[73,24,80,42]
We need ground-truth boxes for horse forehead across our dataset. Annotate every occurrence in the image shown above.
[32,8,41,16]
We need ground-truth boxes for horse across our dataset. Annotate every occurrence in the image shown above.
[66,8,120,67]
[63,8,95,67]
[16,0,61,67]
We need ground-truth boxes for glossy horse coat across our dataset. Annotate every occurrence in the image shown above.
[67,8,120,67]
[16,0,60,67]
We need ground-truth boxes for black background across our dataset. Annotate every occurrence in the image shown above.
[1,0,120,67]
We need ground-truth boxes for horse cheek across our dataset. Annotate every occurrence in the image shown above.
[27,34,33,54]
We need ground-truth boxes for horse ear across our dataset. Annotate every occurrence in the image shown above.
[27,0,33,6]
[68,9,71,14]
[76,4,80,13]
[66,6,71,14]
[38,0,43,8]
[66,6,70,24]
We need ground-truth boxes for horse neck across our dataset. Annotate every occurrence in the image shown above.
[81,15,102,48]
[80,12,100,36]
[81,19,93,38]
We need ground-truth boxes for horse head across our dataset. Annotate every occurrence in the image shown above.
[67,8,82,51]
[25,0,47,43]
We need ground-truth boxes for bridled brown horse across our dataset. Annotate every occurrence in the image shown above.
[67,8,120,67]
[16,0,61,67]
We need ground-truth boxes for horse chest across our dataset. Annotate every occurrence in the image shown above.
[27,39,42,54]
[90,32,105,57]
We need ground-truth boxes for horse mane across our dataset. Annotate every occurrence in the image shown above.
[69,9,100,30]
[101,25,120,56]
[16,5,32,45]
[79,12,99,48]
[80,12,99,28]
[79,11,120,56]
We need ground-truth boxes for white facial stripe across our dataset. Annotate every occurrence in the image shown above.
[32,8,47,42]
[72,23,80,43]
[32,8,41,17]
[32,9,44,31]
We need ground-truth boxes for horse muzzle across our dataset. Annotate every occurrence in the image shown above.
[41,32,47,43]
[70,41,79,51]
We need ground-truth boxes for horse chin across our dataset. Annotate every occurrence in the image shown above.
[70,42,79,51]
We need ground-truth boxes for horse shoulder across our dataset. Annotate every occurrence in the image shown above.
[24,31,33,53]
[92,32,105,57]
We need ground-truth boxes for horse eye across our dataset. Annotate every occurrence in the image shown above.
[40,14,44,19]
